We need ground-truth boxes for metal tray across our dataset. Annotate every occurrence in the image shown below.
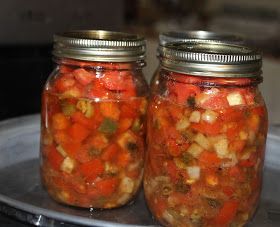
[0,115,280,227]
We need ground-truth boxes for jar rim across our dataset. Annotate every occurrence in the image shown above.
[159,41,262,78]
[53,30,146,62]
[159,30,245,46]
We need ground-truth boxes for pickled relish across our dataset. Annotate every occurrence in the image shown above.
[144,70,267,226]
[40,30,148,208]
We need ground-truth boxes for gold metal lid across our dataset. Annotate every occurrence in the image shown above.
[159,41,262,78]
[53,30,146,62]
[159,30,245,46]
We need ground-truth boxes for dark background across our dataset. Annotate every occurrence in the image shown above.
[0,0,280,121]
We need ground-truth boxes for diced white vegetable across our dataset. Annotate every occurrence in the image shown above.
[195,93,209,106]
[117,193,131,205]
[176,116,190,131]
[56,145,67,157]
[187,166,200,180]
[187,143,203,158]
[205,88,220,95]
[57,190,70,202]
[201,110,218,123]
[221,152,238,167]
[162,210,176,225]
[240,146,256,160]
[104,162,119,174]
[174,158,188,169]
[189,111,201,123]
[76,100,94,118]
[227,92,244,106]
[239,131,248,140]
[240,152,251,160]
[119,177,134,193]
[208,134,227,145]
[127,161,141,172]
[60,157,76,173]
[194,133,210,150]
[213,138,229,158]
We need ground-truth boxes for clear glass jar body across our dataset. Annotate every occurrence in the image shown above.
[41,58,149,208]
[144,69,268,226]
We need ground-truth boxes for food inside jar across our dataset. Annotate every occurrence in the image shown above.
[144,73,267,226]
[41,61,147,208]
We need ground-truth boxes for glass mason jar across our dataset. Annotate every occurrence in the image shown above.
[150,31,245,89]
[144,42,268,226]
[40,30,149,208]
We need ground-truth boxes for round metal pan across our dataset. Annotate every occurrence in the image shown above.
[0,115,279,227]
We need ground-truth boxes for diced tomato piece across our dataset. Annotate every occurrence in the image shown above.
[199,151,221,167]
[247,113,260,133]
[94,177,119,197]
[53,130,69,144]
[101,143,119,161]
[73,68,94,85]
[168,82,201,104]
[89,133,108,150]
[198,93,229,110]
[252,106,266,117]
[117,118,133,133]
[239,159,255,167]
[229,140,246,153]
[100,102,120,120]
[52,113,70,130]
[171,72,203,84]
[86,80,109,99]
[101,71,134,91]
[166,161,178,182]
[166,139,181,157]
[163,126,181,140]
[61,142,81,158]
[119,88,137,99]
[228,166,245,182]
[80,159,104,181]
[59,65,73,74]
[120,103,138,118]
[47,145,64,171]
[75,144,92,163]
[167,105,183,121]
[117,151,131,167]
[191,121,222,136]
[219,108,244,122]
[214,200,239,226]
[223,186,235,197]
[54,74,75,93]
[71,111,95,129]
[68,123,90,142]
[226,123,242,139]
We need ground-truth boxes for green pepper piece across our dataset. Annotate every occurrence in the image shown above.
[187,96,196,109]
[205,197,221,208]
[61,102,76,116]
[132,118,142,132]
[98,118,118,134]
[182,152,193,165]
